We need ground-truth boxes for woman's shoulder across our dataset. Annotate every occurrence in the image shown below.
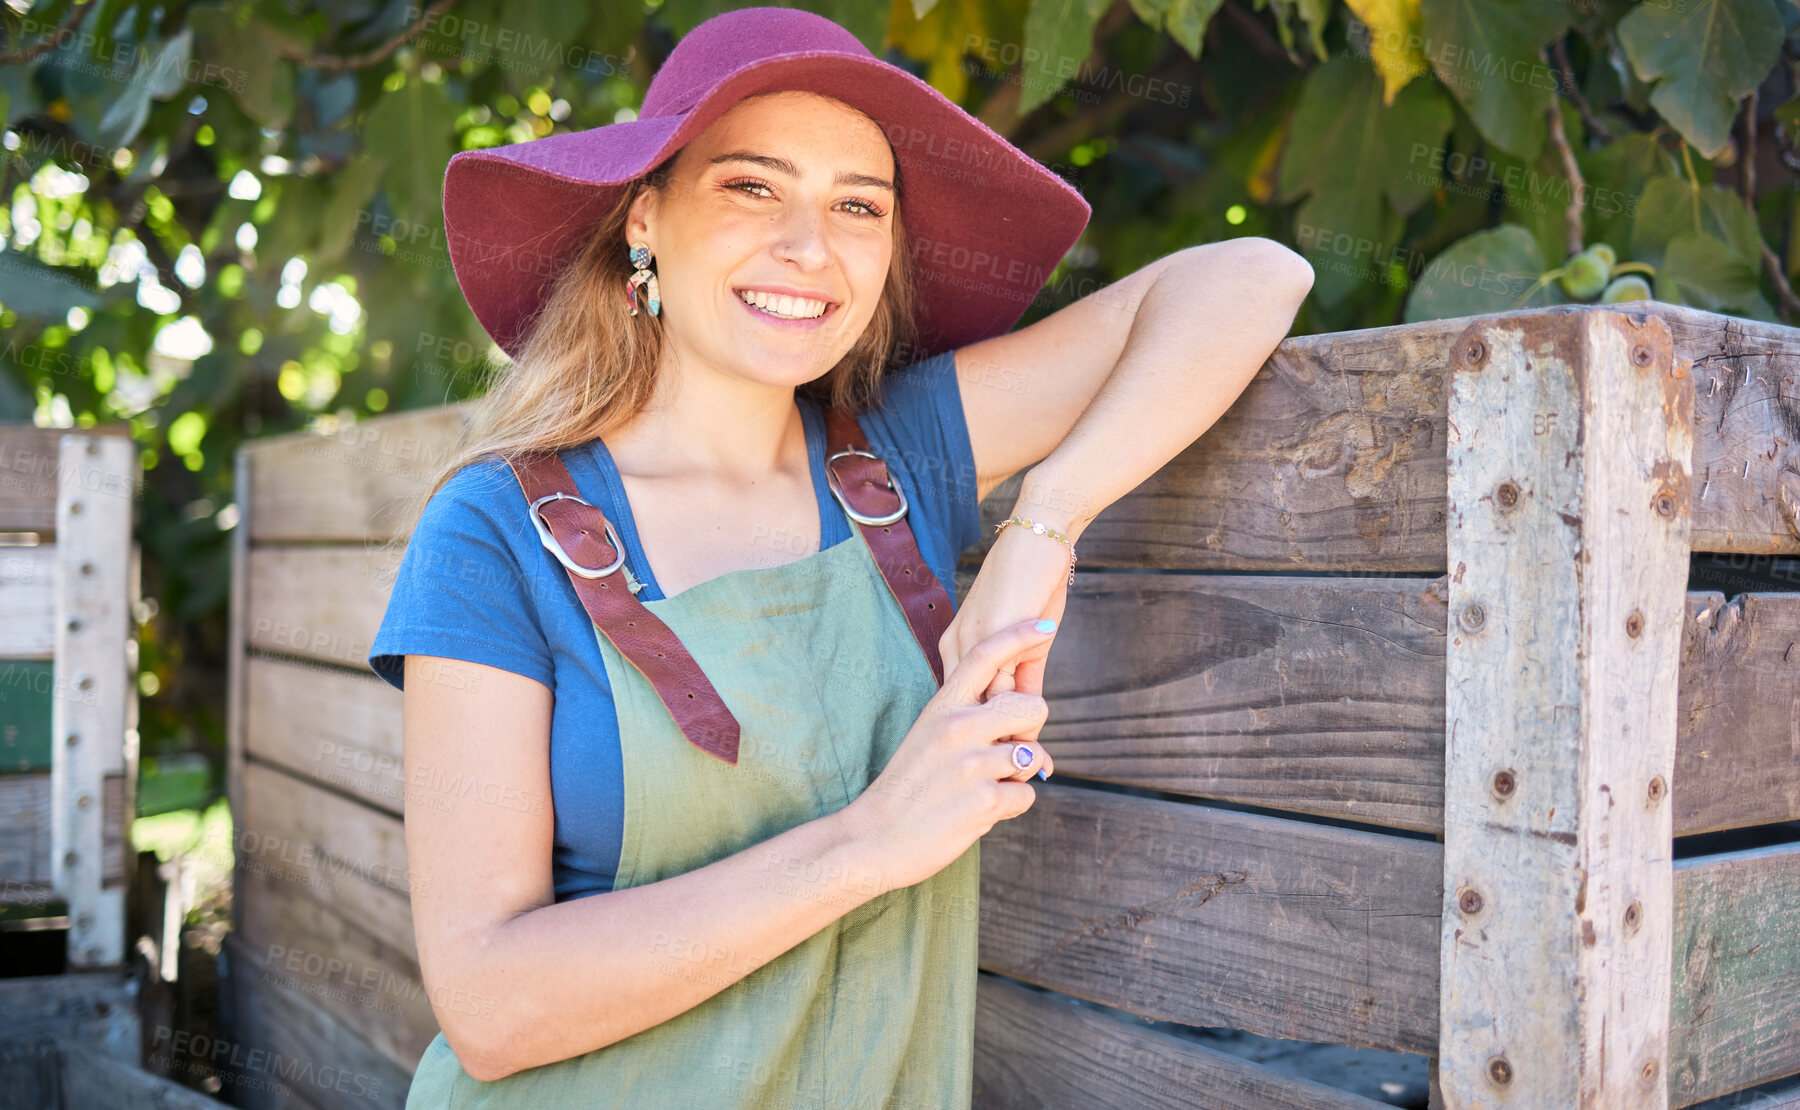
[415,447,592,539]
[868,347,957,409]
[855,347,983,557]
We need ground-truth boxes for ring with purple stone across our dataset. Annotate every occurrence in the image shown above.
[1011,743,1051,781]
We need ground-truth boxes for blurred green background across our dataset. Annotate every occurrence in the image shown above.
[3,0,1798,826]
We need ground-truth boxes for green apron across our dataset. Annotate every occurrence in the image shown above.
[403,494,980,1109]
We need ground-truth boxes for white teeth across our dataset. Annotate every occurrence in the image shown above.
[738,289,828,319]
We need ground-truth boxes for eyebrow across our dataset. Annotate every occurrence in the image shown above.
[708,151,895,193]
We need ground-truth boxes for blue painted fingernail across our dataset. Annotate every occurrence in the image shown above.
[1035,619,1057,633]
[1037,766,1050,781]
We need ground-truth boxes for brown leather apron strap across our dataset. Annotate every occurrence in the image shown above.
[822,407,957,686]
[506,410,958,763]
[506,450,744,765]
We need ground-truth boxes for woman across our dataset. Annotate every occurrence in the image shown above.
[369,6,1312,1107]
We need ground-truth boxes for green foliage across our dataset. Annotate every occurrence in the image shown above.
[1420,0,1571,160]
[2,0,1797,810]
[1403,224,1561,323]
[1277,52,1451,305]
[1615,0,1783,159]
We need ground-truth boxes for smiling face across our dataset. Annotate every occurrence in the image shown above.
[626,89,899,392]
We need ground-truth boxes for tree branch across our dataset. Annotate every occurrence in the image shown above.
[1759,239,1800,322]
[285,0,457,71]
[0,0,96,65]
[1741,86,1758,207]
[1220,1,1298,68]
[1543,81,1587,263]
[1551,37,1613,144]
[1739,89,1800,321]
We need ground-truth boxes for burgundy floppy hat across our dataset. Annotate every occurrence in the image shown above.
[442,6,1092,360]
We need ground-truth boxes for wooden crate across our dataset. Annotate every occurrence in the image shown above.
[0,426,140,971]
[223,407,468,1110]
[968,303,1800,1109]
[224,303,1799,1109]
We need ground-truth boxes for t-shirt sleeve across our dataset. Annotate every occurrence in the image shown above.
[368,456,555,692]
[867,348,984,558]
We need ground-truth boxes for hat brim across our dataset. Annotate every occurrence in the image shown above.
[443,51,1092,359]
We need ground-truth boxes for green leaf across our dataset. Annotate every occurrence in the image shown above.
[1128,0,1175,29]
[1483,100,1586,270]
[1419,0,1573,159]
[186,7,308,128]
[457,0,592,85]
[1405,224,1562,323]
[0,250,101,319]
[1277,53,1454,304]
[314,153,392,267]
[1578,130,1677,256]
[1616,0,1783,158]
[803,0,891,52]
[1628,176,1763,270]
[363,77,461,226]
[1773,90,1800,138]
[1019,0,1110,114]
[1295,0,1331,59]
[1657,229,1775,319]
[1165,0,1224,58]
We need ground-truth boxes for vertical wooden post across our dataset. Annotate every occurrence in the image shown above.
[225,443,250,942]
[1439,308,1692,1107]
[52,433,137,967]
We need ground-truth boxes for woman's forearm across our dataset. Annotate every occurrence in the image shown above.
[437,807,885,1081]
[1015,240,1313,537]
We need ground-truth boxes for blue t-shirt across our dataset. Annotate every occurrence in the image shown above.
[368,350,982,901]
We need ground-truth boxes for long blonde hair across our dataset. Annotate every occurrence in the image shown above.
[390,101,919,545]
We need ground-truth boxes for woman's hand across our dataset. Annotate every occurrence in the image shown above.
[839,617,1059,893]
[937,518,1072,754]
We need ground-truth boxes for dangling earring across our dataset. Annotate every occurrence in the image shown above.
[626,242,661,317]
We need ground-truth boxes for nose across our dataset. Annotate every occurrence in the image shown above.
[771,200,830,271]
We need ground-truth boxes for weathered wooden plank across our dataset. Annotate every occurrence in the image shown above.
[234,862,439,1080]
[1669,843,1800,1106]
[1439,309,1688,1107]
[244,656,405,815]
[245,406,471,543]
[0,968,140,1063]
[51,1036,229,1109]
[0,544,54,657]
[228,444,251,941]
[1661,304,1800,556]
[0,770,51,885]
[973,973,1394,1110]
[224,932,408,1110]
[237,760,416,963]
[963,303,1799,573]
[0,425,130,534]
[981,785,1789,1105]
[956,562,1800,838]
[0,771,127,891]
[1015,569,1450,833]
[1675,591,1800,835]
[1685,1073,1800,1110]
[977,782,1442,1056]
[244,547,400,671]
[52,432,137,966]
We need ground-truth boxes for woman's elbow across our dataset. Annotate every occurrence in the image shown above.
[1235,236,1314,301]
[443,1016,532,1084]
[426,954,529,1081]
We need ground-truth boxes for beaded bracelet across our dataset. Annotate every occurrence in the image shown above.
[994,514,1077,586]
